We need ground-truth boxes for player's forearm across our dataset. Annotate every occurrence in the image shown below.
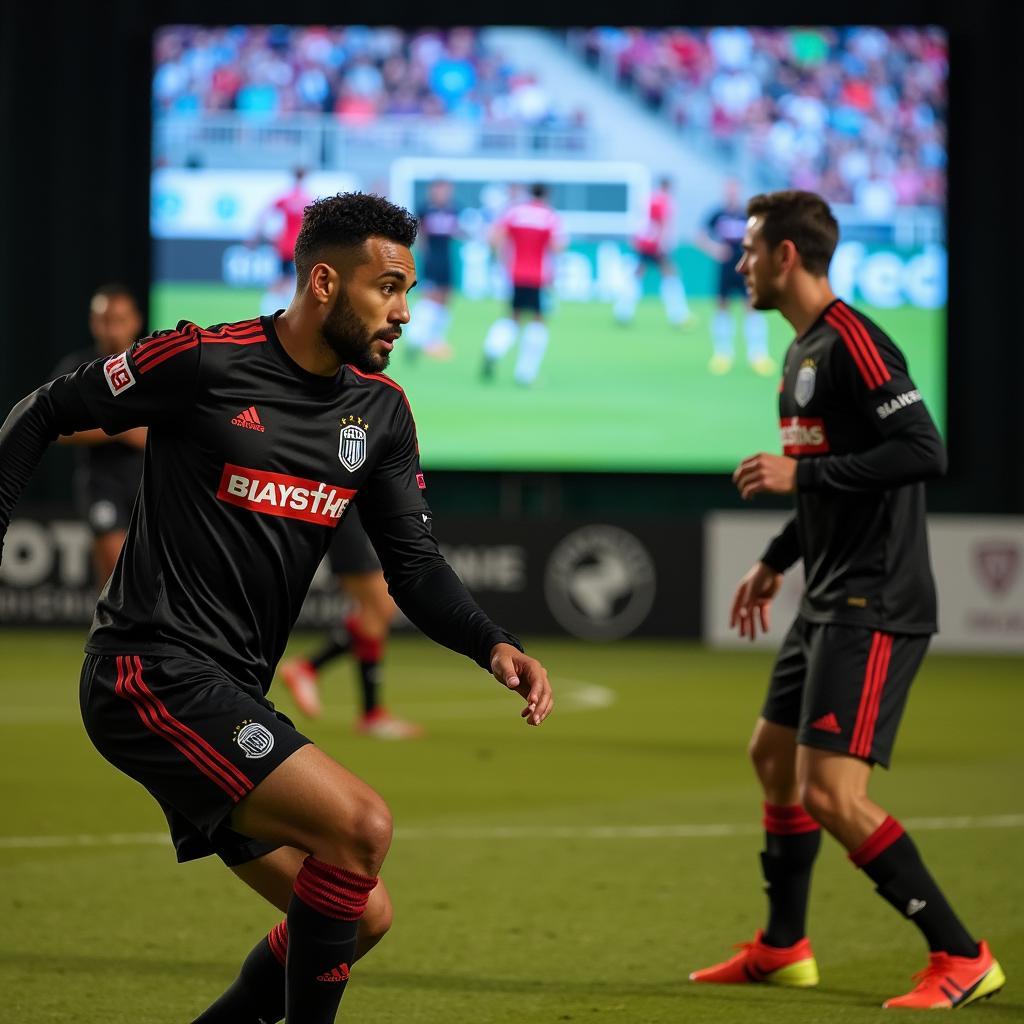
[391,562,523,670]
[761,516,801,573]
[797,423,947,493]
[0,379,94,534]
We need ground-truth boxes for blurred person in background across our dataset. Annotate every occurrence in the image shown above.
[52,284,146,587]
[257,167,313,316]
[406,178,460,362]
[696,177,775,377]
[480,182,564,386]
[691,189,1003,1010]
[613,176,695,330]
[279,508,423,739]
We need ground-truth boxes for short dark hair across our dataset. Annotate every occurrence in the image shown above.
[529,182,548,199]
[745,190,839,276]
[294,192,419,284]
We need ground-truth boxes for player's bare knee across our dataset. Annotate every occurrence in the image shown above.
[799,778,855,831]
[344,793,394,865]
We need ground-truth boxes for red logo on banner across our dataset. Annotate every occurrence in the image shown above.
[973,542,1020,596]
[216,464,356,527]
[779,416,830,456]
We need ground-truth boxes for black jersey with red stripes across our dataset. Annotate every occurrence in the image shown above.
[58,314,430,694]
[763,298,946,634]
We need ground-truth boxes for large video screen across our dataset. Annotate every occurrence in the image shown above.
[151,25,947,472]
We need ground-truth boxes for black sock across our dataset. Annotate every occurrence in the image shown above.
[760,803,821,947]
[852,816,979,958]
[190,922,286,1024]
[359,660,381,716]
[286,857,377,1023]
[308,624,351,672]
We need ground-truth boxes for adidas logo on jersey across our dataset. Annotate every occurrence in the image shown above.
[231,406,265,432]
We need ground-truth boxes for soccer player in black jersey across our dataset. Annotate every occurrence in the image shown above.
[51,284,146,585]
[689,190,1004,1009]
[0,192,553,1024]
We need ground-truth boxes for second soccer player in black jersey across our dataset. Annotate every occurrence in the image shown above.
[0,192,553,1024]
[689,190,1004,1009]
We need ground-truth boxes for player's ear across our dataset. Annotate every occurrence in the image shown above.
[778,239,799,272]
[308,262,336,305]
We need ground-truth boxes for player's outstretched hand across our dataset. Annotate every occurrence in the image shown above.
[489,643,553,726]
[733,453,797,500]
[729,561,783,641]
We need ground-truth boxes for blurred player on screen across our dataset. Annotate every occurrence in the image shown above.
[696,177,775,376]
[481,183,564,386]
[613,176,694,329]
[406,178,459,362]
[257,167,313,316]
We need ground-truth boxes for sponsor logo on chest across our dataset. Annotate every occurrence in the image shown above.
[217,464,355,526]
[779,416,830,456]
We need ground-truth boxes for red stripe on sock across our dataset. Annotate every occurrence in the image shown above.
[345,616,383,663]
[267,920,288,966]
[850,815,905,867]
[293,856,378,920]
[763,802,820,835]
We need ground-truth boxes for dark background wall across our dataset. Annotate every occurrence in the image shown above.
[2,1,1021,519]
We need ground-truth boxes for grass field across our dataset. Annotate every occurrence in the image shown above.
[1,630,1020,1022]
[151,284,946,474]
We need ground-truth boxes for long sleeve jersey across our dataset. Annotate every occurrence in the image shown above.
[760,298,946,634]
[0,314,518,695]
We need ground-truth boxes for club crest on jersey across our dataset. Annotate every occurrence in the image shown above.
[794,359,817,408]
[338,415,368,472]
[233,720,275,759]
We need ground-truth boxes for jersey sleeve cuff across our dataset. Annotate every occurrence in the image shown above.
[477,628,525,671]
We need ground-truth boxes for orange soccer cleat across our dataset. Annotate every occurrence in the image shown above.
[690,930,819,987]
[356,708,424,740]
[883,940,1005,1009]
[279,658,323,718]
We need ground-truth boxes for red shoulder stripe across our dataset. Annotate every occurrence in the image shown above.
[832,303,891,386]
[137,338,199,374]
[134,329,188,357]
[825,310,884,389]
[346,365,419,453]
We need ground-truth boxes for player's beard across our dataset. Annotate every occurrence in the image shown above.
[322,291,390,373]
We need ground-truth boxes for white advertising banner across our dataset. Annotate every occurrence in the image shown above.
[704,513,1024,653]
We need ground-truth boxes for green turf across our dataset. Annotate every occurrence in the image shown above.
[150,284,946,474]
[1,631,1020,1022]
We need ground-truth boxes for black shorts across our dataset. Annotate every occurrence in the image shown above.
[762,616,930,768]
[423,256,453,289]
[327,512,381,577]
[718,261,747,299]
[76,473,138,537]
[80,652,312,865]
[511,285,543,314]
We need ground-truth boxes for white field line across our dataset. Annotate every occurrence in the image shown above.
[0,679,616,725]
[2,814,1023,852]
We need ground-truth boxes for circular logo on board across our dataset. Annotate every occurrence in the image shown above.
[544,525,656,641]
